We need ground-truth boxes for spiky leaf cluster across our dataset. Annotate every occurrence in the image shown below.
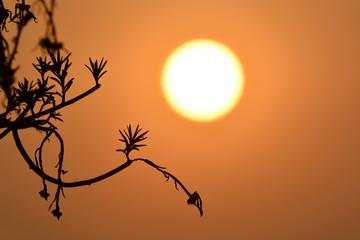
[117,125,148,157]
[85,58,107,84]
[3,50,76,121]
[46,50,73,102]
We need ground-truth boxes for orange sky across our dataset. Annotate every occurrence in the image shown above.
[1,0,360,239]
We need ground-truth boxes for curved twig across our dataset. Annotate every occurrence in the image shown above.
[35,128,53,199]
[12,127,133,188]
[132,158,203,216]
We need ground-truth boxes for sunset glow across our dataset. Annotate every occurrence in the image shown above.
[2,1,359,239]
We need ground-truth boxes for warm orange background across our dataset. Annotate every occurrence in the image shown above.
[1,0,360,239]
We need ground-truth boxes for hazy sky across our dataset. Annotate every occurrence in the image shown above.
[1,0,360,239]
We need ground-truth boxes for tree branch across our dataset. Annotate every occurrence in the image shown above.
[12,127,132,188]
[23,83,101,122]
[133,158,203,216]
[0,83,100,139]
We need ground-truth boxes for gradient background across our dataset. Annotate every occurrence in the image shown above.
[1,0,360,239]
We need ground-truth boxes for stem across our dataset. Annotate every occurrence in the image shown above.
[24,83,100,122]
[8,23,24,68]
[36,129,53,190]
[12,127,132,188]
[132,158,203,216]
[0,96,36,139]
[133,158,191,197]
[0,83,100,139]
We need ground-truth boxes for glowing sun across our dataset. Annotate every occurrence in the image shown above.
[162,39,244,122]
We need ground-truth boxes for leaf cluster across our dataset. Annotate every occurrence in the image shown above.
[3,50,74,124]
[1,49,108,131]
[35,50,73,103]
[117,125,148,158]
[85,58,107,85]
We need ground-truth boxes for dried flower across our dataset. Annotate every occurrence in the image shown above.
[39,189,50,200]
[52,207,62,220]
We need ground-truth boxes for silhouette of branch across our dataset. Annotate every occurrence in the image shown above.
[0,54,104,140]
[12,127,133,188]
[116,125,148,160]
[0,82,99,139]
[117,125,203,216]
[1,0,203,220]
[13,123,203,218]
[133,158,203,216]
[35,128,52,200]
[85,58,107,84]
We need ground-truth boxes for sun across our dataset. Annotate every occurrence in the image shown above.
[162,39,244,122]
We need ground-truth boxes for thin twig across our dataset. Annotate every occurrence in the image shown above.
[12,127,133,188]
[132,158,203,216]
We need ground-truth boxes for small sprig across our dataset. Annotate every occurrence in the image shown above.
[32,56,52,78]
[133,158,204,217]
[48,112,63,122]
[85,58,107,84]
[48,50,71,77]
[9,76,55,116]
[13,78,38,109]
[46,50,73,102]
[116,125,148,158]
